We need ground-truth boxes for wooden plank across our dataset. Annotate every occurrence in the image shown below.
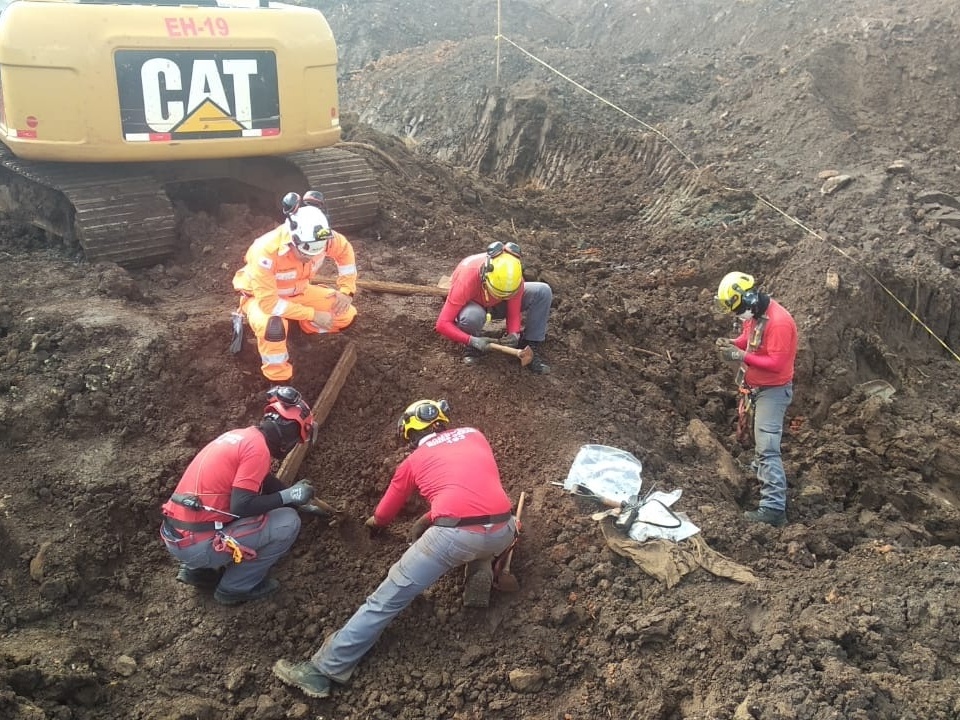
[277,342,357,485]
[313,276,449,298]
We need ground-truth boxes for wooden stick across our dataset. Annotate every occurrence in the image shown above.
[313,276,449,298]
[500,491,526,575]
[278,342,357,485]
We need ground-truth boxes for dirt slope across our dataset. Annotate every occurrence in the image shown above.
[2,1,960,719]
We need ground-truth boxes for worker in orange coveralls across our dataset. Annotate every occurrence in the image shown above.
[272,399,518,699]
[233,190,358,383]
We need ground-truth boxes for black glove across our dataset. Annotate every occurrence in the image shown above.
[499,332,521,349]
[467,336,494,352]
[279,480,315,507]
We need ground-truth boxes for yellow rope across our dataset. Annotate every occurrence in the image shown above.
[494,31,960,365]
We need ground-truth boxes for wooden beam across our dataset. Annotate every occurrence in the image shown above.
[277,342,357,485]
[314,276,449,298]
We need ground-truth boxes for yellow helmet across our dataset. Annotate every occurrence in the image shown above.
[481,248,523,300]
[716,271,758,314]
[397,399,451,443]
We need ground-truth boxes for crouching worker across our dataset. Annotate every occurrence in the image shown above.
[160,386,318,605]
[435,240,553,374]
[233,190,358,384]
[273,399,517,698]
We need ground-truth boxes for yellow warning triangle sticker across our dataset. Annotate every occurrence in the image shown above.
[173,98,243,133]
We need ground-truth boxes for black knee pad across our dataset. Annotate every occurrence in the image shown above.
[265,316,286,342]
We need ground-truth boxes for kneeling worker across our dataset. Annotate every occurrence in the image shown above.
[233,190,358,384]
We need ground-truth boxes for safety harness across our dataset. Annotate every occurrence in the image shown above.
[735,315,768,445]
[161,493,258,562]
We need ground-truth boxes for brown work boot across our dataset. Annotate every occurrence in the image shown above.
[462,560,494,608]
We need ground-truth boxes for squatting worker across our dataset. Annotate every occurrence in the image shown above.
[233,190,357,384]
[435,240,553,374]
[273,399,517,699]
[160,386,318,605]
[715,271,798,528]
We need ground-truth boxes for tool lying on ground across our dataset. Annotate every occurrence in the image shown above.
[297,497,341,517]
[493,491,526,592]
[561,483,682,532]
[488,342,533,367]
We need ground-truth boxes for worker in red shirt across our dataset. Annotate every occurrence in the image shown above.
[273,399,517,699]
[715,272,798,527]
[160,386,318,605]
[233,190,358,384]
[435,240,553,374]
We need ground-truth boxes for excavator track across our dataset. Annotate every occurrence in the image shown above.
[0,142,178,267]
[0,144,379,268]
[284,147,380,232]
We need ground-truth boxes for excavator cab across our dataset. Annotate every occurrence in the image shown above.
[0,0,377,266]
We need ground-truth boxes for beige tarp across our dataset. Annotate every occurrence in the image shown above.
[600,519,758,588]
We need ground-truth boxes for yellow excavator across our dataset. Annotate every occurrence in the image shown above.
[0,0,378,266]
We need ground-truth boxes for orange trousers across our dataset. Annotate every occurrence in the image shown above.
[241,285,356,382]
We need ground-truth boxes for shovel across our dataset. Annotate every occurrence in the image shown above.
[489,342,533,367]
[493,491,526,592]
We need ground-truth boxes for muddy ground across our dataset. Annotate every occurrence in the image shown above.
[2,0,960,718]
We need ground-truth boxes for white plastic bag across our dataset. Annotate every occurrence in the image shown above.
[563,444,643,505]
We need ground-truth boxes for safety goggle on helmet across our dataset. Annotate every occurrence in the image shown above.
[715,271,758,315]
[481,241,523,300]
[397,399,451,443]
[288,205,332,257]
[264,386,318,445]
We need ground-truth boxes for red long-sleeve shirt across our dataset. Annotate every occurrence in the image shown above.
[161,427,271,525]
[435,254,523,344]
[733,299,797,387]
[373,427,512,526]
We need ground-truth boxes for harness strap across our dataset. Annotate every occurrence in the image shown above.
[433,511,513,528]
[164,516,223,532]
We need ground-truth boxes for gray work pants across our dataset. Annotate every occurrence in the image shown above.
[161,508,301,593]
[311,519,516,682]
[455,282,553,342]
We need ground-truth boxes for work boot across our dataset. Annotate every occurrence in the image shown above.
[743,507,787,528]
[214,578,280,606]
[462,560,494,608]
[462,345,482,366]
[526,341,551,375]
[272,659,333,699]
[175,564,220,589]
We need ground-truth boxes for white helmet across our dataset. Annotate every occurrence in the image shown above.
[288,205,332,257]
